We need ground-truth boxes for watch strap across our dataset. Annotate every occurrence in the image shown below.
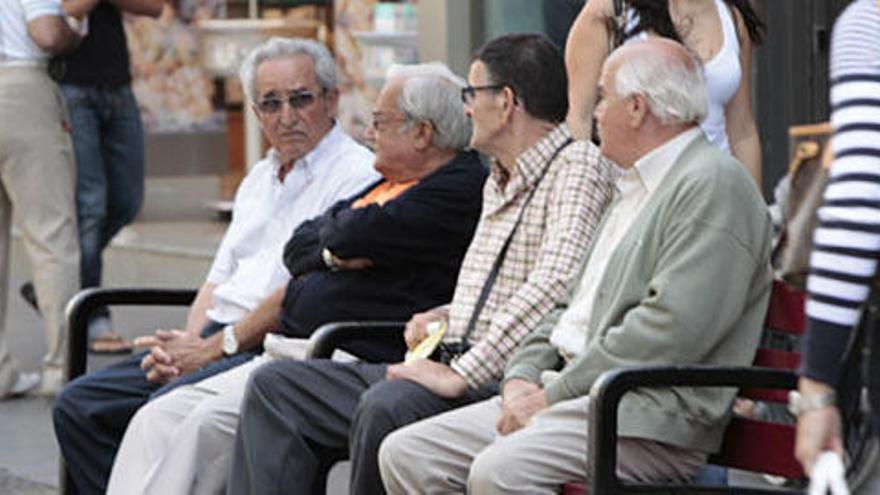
[788,390,836,416]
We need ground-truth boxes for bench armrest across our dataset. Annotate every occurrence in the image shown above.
[588,366,797,494]
[305,321,407,362]
[65,287,197,381]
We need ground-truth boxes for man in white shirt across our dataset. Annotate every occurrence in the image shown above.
[0,0,83,399]
[53,37,378,495]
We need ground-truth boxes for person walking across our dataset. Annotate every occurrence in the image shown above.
[51,0,162,353]
[795,1,880,492]
[0,0,83,398]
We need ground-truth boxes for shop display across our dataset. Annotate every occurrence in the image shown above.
[125,0,225,132]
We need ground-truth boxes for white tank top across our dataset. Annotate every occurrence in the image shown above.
[625,0,742,152]
[0,0,62,63]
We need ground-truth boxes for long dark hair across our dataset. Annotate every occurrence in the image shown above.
[620,0,765,45]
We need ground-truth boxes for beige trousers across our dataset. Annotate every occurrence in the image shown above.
[379,395,707,495]
[0,66,80,393]
[107,336,354,495]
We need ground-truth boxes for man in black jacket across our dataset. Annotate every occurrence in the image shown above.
[103,62,486,495]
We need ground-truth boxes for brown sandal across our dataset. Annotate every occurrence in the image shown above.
[88,332,134,355]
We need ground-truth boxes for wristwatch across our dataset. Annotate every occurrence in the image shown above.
[222,324,239,356]
[322,248,337,271]
[788,390,836,416]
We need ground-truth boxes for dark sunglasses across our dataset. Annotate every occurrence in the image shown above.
[460,83,507,104]
[256,89,323,114]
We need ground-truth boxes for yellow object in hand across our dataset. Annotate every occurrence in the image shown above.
[404,321,447,364]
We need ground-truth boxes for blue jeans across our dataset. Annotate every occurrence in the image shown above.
[53,321,258,495]
[60,84,144,295]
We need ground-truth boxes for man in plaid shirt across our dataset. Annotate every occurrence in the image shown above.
[227,33,615,495]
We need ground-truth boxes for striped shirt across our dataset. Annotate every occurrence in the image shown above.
[801,0,880,386]
[444,124,615,388]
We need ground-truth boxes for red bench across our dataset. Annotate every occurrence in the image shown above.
[565,280,807,494]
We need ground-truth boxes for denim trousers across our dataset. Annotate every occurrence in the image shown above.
[61,84,144,324]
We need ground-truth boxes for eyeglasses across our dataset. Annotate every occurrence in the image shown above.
[370,113,410,132]
[460,83,507,104]
[256,89,323,114]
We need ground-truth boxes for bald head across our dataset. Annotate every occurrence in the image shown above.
[603,38,707,126]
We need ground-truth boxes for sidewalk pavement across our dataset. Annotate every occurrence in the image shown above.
[0,176,219,493]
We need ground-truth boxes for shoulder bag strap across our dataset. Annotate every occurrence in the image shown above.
[459,138,574,344]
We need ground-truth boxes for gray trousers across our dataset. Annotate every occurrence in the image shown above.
[228,359,497,495]
[379,395,707,494]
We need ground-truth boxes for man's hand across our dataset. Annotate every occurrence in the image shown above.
[138,344,178,383]
[403,307,449,350]
[386,358,467,399]
[331,254,373,270]
[497,378,547,435]
[502,378,542,401]
[135,329,218,379]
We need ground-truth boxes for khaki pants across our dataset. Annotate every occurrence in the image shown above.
[107,336,354,495]
[379,395,707,494]
[0,66,80,393]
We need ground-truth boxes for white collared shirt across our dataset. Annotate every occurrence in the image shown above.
[1,0,63,62]
[549,128,702,360]
[206,123,378,324]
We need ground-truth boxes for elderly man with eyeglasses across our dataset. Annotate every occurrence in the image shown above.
[100,60,488,495]
[224,32,615,495]
[53,37,379,495]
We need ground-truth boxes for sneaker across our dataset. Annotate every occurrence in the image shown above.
[19,281,39,314]
[1,371,41,399]
[38,366,63,397]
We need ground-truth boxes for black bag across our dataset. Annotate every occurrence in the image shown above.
[431,341,472,366]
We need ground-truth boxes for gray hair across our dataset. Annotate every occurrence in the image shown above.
[386,63,473,151]
[611,44,708,125]
[238,37,338,103]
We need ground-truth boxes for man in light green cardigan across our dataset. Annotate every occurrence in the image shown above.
[378,38,773,494]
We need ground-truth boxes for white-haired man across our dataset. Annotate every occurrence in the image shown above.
[52,37,378,494]
[379,37,774,494]
[227,32,615,495]
[103,61,489,495]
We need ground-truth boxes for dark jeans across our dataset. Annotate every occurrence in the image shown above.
[53,321,257,494]
[228,359,498,495]
[61,84,144,334]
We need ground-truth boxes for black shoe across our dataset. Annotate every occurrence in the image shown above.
[19,282,39,314]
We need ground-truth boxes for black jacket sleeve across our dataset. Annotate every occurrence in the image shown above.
[283,195,361,276]
[321,151,487,268]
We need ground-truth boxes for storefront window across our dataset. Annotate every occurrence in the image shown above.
[478,0,583,50]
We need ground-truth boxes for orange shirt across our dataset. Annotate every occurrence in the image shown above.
[351,180,418,209]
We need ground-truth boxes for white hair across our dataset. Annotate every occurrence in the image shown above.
[611,45,708,125]
[238,37,337,103]
[385,63,473,151]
